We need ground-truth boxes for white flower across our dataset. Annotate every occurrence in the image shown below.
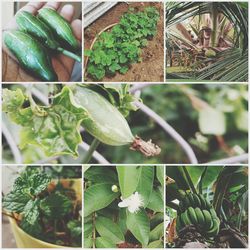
[118,192,144,213]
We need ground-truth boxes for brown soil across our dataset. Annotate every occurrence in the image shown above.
[84,2,164,82]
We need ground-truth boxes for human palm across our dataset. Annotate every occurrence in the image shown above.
[2,2,82,82]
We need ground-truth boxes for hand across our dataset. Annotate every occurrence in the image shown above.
[2,2,82,82]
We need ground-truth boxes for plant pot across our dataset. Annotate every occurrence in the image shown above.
[8,178,82,248]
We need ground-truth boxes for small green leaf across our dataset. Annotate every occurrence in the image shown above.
[95,216,125,243]
[40,192,72,219]
[95,237,116,248]
[2,190,30,213]
[84,183,119,217]
[117,166,142,198]
[23,199,39,224]
[126,209,150,247]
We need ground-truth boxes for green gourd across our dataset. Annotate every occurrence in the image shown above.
[38,8,79,52]
[15,11,81,62]
[4,30,58,81]
[72,85,134,146]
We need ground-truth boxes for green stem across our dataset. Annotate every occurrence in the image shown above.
[198,166,208,194]
[182,166,197,194]
[57,47,82,62]
[82,138,100,164]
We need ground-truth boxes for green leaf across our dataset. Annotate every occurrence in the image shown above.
[67,220,82,239]
[95,216,125,243]
[14,172,51,196]
[20,216,42,238]
[149,222,164,241]
[84,238,93,248]
[40,192,72,219]
[84,183,119,217]
[147,240,163,248]
[116,166,142,198]
[137,166,154,206]
[198,107,226,135]
[2,190,30,213]
[126,209,150,247]
[95,237,116,248]
[156,166,164,187]
[3,87,88,157]
[147,188,163,212]
[85,166,117,184]
[23,199,39,224]
[84,221,92,239]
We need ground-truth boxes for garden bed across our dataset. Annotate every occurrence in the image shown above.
[84,2,164,82]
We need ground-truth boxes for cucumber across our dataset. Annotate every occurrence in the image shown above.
[4,30,58,81]
[38,8,79,52]
[16,11,59,49]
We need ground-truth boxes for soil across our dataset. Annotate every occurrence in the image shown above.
[84,2,164,82]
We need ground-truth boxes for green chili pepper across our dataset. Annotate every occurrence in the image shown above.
[4,30,58,81]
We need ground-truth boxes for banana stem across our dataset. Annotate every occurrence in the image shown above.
[198,166,208,194]
[182,166,198,195]
[82,138,100,164]
[57,47,82,62]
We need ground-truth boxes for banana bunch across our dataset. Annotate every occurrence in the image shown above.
[176,193,220,238]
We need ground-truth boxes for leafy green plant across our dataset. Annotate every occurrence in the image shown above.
[2,166,82,247]
[166,165,248,248]
[84,165,164,248]
[2,84,160,161]
[85,7,160,80]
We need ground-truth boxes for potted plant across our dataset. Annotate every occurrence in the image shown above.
[2,166,82,248]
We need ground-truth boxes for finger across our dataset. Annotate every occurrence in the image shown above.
[43,2,61,11]
[71,19,82,41]
[4,2,45,30]
[59,4,75,22]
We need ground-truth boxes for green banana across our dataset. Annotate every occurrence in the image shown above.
[194,207,205,226]
[205,219,220,237]
[180,210,192,226]
[187,193,195,207]
[16,11,59,49]
[4,30,58,81]
[187,207,198,225]
[202,210,213,230]
[193,194,201,208]
[38,8,79,51]
[183,196,191,209]
[198,194,207,209]
[209,208,218,219]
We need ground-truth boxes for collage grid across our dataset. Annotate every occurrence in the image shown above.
[0,0,249,249]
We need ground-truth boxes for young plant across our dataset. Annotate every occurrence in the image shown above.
[85,7,160,80]
[2,84,160,160]
[2,167,82,247]
[84,165,164,248]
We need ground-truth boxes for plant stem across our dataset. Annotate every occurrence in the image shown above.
[82,138,100,164]
[57,47,82,62]
[198,166,208,194]
[182,166,197,194]
[92,212,96,248]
